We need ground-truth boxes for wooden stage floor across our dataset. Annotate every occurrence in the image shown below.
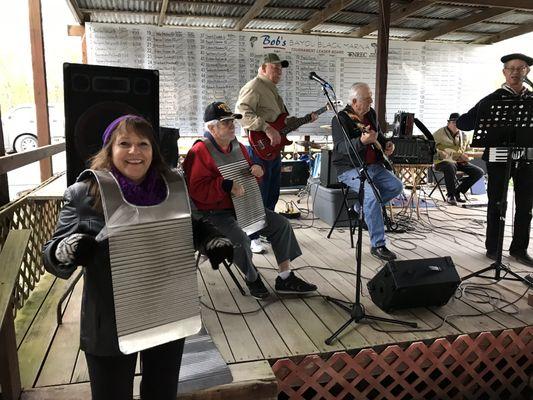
[15,191,533,395]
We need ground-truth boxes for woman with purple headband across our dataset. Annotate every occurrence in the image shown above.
[43,115,232,399]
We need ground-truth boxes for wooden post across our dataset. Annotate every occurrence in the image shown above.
[375,0,391,130]
[67,25,87,64]
[28,0,52,181]
[0,106,9,206]
[0,308,21,400]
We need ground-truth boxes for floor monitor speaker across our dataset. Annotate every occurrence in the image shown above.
[319,149,338,188]
[281,160,309,188]
[367,256,460,312]
[63,63,159,185]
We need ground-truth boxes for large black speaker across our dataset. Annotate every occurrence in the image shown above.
[320,149,338,188]
[367,257,460,312]
[280,160,309,188]
[63,63,159,185]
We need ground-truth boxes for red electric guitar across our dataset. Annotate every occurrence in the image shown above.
[248,103,336,160]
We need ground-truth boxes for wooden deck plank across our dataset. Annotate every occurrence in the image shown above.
[70,350,89,384]
[200,266,263,362]
[17,276,72,389]
[35,278,83,387]
[215,265,291,359]
[15,272,56,348]
[196,267,235,364]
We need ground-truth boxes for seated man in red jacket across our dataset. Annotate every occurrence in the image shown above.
[183,102,317,299]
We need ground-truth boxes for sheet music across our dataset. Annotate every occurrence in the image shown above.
[86,23,495,137]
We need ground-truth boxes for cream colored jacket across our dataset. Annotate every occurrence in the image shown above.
[235,75,287,132]
[433,126,471,164]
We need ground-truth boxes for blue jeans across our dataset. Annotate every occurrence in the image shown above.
[338,164,403,248]
[247,146,281,211]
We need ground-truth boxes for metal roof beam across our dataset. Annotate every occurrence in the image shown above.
[409,7,511,41]
[297,0,355,33]
[234,0,270,31]
[350,0,433,37]
[158,0,170,26]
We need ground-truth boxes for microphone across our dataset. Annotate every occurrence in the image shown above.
[524,75,533,88]
[309,72,332,89]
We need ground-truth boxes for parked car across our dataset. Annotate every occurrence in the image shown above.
[2,104,64,153]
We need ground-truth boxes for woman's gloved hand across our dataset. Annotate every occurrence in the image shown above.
[204,237,233,270]
[55,233,98,266]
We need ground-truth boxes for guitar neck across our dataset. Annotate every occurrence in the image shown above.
[279,106,328,135]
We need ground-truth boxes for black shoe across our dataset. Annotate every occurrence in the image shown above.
[454,192,467,203]
[371,246,397,261]
[446,195,457,206]
[486,251,497,261]
[245,275,270,299]
[509,251,533,267]
[275,271,317,294]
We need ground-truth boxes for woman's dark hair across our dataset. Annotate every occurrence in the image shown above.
[87,116,170,208]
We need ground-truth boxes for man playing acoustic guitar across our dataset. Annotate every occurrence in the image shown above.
[236,53,317,253]
[331,82,403,261]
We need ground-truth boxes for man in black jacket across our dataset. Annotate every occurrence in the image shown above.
[331,82,403,261]
[456,53,533,267]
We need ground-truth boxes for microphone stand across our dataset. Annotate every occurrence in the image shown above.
[317,82,417,346]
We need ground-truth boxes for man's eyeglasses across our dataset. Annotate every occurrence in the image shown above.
[504,66,528,73]
[218,119,235,127]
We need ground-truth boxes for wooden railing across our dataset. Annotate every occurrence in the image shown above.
[0,229,31,400]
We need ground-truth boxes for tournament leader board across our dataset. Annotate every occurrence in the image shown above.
[87,23,495,137]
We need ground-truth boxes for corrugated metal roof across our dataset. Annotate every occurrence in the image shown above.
[329,11,375,26]
[487,12,533,24]
[465,22,512,34]
[415,5,476,20]
[344,0,380,14]
[258,8,314,21]
[168,2,247,18]
[88,10,158,24]
[69,0,533,44]
[165,15,237,29]
[395,18,442,30]
[78,0,160,12]
[267,0,328,9]
[311,23,355,34]
[244,19,300,31]
[436,31,486,42]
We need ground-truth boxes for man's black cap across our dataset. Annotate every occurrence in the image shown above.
[203,102,242,122]
[500,53,533,66]
[448,112,460,122]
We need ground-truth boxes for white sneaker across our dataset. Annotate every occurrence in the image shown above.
[250,239,265,254]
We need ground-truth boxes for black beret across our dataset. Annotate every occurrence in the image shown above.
[500,53,533,66]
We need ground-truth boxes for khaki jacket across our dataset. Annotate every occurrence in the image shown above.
[433,126,471,164]
[235,75,286,132]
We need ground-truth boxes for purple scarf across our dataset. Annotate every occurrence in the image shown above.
[111,166,167,206]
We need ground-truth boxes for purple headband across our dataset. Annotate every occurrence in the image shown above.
[102,114,146,146]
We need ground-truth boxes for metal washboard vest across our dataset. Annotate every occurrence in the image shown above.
[82,169,200,354]
[203,138,266,235]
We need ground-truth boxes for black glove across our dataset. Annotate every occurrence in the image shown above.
[204,237,233,270]
[55,233,98,266]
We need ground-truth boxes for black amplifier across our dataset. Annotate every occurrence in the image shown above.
[390,137,435,164]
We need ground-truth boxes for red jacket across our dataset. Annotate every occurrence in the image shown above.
[183,137,256,211]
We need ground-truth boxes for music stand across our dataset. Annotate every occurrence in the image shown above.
[462,98,533,286]
[316,84,417,346]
